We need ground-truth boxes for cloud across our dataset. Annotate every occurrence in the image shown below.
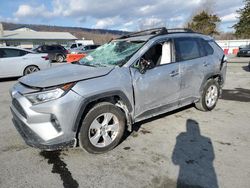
[138,17,165,30]
[15,4,47,18]
[3,0,245,31]
[221,13,239,22]
[94,17,121,29]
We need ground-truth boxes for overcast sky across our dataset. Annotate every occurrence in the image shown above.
[0,0,245,32]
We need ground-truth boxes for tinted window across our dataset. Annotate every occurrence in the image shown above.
[0,49,5,58]
[0,49,27,58]
[90,45,98,49]
[175,38,200,62]
[46,46,56,51]
[201,39,214,55]
[197,39,206,57]
[71,44,77,48]
[85,46,91,50]
[56,46,63,50]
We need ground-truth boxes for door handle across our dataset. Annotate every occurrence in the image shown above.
[170,70,179,77]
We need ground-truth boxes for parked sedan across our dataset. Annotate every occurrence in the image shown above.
[0,47,50,78]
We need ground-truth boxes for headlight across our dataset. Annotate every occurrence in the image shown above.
[24,83,75,104]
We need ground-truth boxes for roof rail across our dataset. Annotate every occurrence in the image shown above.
[167,28,194,33]
[118,27,194,40]
[118,27,168,39]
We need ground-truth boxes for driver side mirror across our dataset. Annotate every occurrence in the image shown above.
[138,58,153,74]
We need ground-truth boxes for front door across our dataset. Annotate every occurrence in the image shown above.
[130,41,181,120]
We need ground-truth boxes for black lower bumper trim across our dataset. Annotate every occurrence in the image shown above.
[26,139,76,151]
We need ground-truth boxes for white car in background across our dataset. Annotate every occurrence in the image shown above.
[0,47,51,78]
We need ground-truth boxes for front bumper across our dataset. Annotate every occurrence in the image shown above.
[10,84,82,150]
[11,109,75,150]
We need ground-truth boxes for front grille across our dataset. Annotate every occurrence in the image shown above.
[12,98,27,118]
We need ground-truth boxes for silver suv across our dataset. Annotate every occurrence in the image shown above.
[10,28,227,153]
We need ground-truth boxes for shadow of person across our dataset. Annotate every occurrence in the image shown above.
[172,119,218,188]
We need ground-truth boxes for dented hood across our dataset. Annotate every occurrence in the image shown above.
[19,64,113,88]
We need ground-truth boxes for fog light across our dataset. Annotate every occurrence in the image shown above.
[51,115,61,132]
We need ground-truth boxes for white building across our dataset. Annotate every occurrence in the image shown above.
[0,25,77,49]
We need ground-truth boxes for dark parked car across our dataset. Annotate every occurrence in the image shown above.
[237,45,250,57]
[33,45,68,62]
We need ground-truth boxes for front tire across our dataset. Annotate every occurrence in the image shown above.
[195,79,219,111]
[79,102,125,154]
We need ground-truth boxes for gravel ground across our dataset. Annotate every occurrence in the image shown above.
[0,62,250,188]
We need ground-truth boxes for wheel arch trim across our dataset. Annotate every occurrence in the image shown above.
[72,90,132,133]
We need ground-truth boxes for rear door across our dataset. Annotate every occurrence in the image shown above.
[174,37,206,102]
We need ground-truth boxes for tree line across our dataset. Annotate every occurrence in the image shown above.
[187,0,250,39]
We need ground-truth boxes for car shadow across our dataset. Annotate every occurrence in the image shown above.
[242,65,250,72]
[172,119,218,188]
[0,77,19,82]
[121,104,193,142]
[221,88,250,102]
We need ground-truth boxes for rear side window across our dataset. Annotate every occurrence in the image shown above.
[174,38,200,62]
[56,46,63,50]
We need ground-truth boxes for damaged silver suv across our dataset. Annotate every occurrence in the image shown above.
[10,28,227,153]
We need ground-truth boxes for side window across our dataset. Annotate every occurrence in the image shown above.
[0,49,6,58]
[141,43,162,67]
[78,43,83,47]
[204,41,214,55]
[19,50,29,56]
[46,46,54,51]
[71,44,77,48]
[1,49,23,58]
[56,46,62,50]
[174,38,200,62]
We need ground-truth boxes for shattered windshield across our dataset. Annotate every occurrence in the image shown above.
[79,40,145,67]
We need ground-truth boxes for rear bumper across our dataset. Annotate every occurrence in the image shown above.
[237,53,250,57]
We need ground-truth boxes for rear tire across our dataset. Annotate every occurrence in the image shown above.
[79,102,125,154]
[195,79,219,111]
[56,54,64,63]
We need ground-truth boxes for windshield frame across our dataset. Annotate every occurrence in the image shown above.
[78,39,146,68]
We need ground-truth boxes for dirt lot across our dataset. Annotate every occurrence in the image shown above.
[0,62,250,188]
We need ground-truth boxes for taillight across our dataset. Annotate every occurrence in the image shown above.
[42,55,49,61]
